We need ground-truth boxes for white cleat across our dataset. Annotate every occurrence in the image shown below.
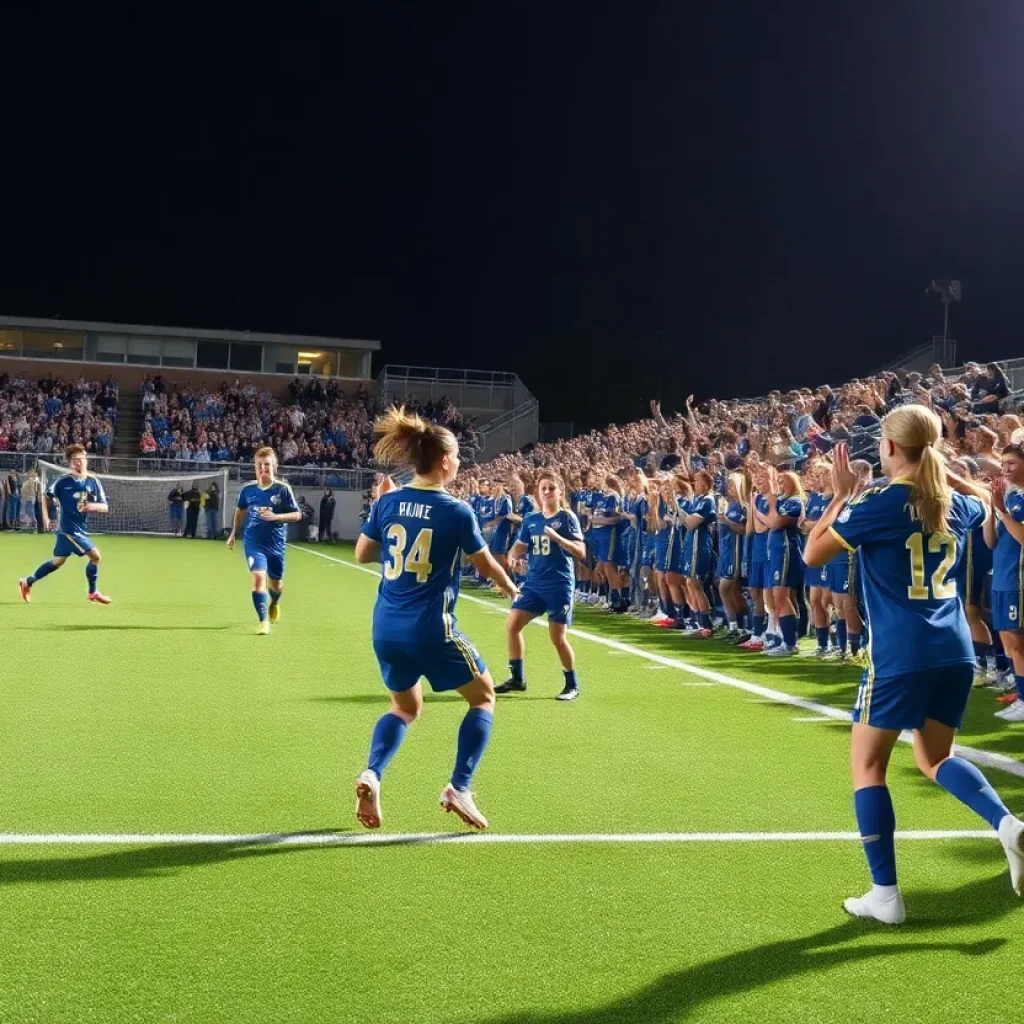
[765,645,799,658]
[994,700,1024,722]
[843,886,906,925]
[998,814,1024,896]
[439,783,488,829]
[355,769,382,829]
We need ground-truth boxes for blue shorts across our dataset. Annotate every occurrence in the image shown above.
[54,530,95,559]
[826,558,849,594]
[748,559,770,590]
[768,543,803,589]
[655,532,683,574]
[617,529,636,570]
[992,590,1022,633]
[853,662,973,731]
[170,506,184,522]
[715,551,744,582]
[682,548,711,581]
[373,634,486,693]
[246,547,285,580]
[806,563,828,589]
[513,585,574,624]
[641,534,657,569]
[591,529,617,565]
[489,527,513,556]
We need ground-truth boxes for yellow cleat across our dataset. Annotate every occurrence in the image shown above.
[268,602,280,624]
[257,620,271,635]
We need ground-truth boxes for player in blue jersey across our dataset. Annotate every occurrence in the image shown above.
[488,480,515,568]
[740,479,773,650]
[652,476,687,627]
[353,408,519,830]
[984,441,1024,721]
[805,409,1023,924]
[800,466,832,658]
[591,475,629,612]
[19,445,113,605]
[716,472,749,640]
[496,470,587,700]
[226,446,302,635]
[761,468,806,656]
[680,470,717,637]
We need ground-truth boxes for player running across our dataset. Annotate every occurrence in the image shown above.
[805,409,1023,925]
[495,470,586,700]
[353,407,519,830]
[226,446,302,635]
[19,445,112,605]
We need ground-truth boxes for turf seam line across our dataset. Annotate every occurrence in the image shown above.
[0,830,998,847]
[287,545,1024,781]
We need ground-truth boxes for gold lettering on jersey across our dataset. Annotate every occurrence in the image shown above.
[398,501,432,520]
[904,502,921,523]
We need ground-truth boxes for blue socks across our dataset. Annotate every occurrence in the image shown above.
[85,562,98,594]
[815,626,829,651]
[836,619,848,652]
[563,669,578,689]
[854,785,897,886]
[28,562,58,586]
[753,613,767,637]
[1016,676,1024,701]
[849,630,862,655]
[452,708,493,791]
[509,658,524,682]
[368,712,408,779]
[698,612,712,630]
[252,591,268,622]
[936,758,1011,831]
[269,589,281,608]
[779,614,798,648]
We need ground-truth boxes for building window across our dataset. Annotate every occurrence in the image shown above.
[196,340,230,369]
[229,343,262,372]
[127,337,161,365]
[22,330,85,360]
[161,339,196,368]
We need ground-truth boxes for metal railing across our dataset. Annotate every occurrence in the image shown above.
[0,452,378,490]
[473,399,540,460]
[377,364,536,414]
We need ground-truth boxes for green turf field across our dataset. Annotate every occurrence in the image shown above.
[1,533,1022,1024]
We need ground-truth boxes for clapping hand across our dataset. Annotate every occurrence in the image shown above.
[830,442,857,500]
[991,477,1007,514]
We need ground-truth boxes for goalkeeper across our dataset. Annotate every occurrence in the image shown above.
[19,446,113,605]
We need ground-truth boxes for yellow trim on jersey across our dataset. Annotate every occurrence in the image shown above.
[828,526,856,553]
[442,588,453,639]
[859,584,876,725]
[407,483,445,492]
[781,538,790,583]
[62,532,86,553]
[451,632,480,677]
[965,531,974,606]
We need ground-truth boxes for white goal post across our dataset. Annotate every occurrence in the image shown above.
[37,461,230,537]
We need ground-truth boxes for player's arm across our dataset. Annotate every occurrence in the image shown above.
[467,548,519,600]
[226,498,247,550]
[354,535,380,563]
[508,539,528,560]
[355,488,386,563]
[85,478,108,514]
[804,444,855,566]
[990,482,1024,547]
[762,494,796,530]
[544,526,586,561]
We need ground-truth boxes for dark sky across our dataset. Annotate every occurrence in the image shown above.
[3,2,1024,429]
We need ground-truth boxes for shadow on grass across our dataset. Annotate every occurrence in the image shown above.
[481,872,1015,1024]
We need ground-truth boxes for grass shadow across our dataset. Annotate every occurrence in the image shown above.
[481,872,1016,1024]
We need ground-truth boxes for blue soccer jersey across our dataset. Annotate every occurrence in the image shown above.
[237,479,298,556]
[805,491,830,524]
[751,494,770,562]
[516,494,537,519]
[490,494,515,552]
[362,484,486,642]
[830,482,986,680]
[517,510,583,588]
[767,494,804,558]
[683,494,715,561]
[48,473,106,535]
[992,489,1024,595]
[717,499,747,578]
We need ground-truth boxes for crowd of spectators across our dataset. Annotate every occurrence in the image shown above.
[0,371,118,459]
[141,374,479,469]
[463,362,1018,488]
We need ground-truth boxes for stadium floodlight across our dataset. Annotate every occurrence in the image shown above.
[927,278,962,344]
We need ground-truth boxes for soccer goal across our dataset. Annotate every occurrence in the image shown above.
[37,461,230,536]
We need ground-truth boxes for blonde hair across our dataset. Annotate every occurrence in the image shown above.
[374,406,458,474]
[882,405,951,535]
[254,445,277,463]
[778,471,805,502]
[728,471,750,507]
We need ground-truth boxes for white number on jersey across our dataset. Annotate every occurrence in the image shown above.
[383,525,435,584]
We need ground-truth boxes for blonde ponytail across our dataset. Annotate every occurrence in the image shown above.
[881,405,951,535]
[374,406,458,475]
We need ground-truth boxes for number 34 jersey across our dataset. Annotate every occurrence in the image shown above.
[517,509,584,591]
[829,479,986,680]
[361,485,486,642]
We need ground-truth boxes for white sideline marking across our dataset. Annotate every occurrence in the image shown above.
[679,682,716,688]
[644,665,670,671]
[792,716,838,723]
[0,830,997,847]
[289,545,1024,781]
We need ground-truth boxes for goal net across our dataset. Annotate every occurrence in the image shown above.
[37,461,230,537]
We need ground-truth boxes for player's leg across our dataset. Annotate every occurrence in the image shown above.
[442,670,496,828]
[357,663,423,828]
[845,721,904,923]
[249,559,270,633]
[84,545,111,603]
[915,666,1024,894]
[266,553,285,623]
[768,584,798,654]
[496,608,536,693]
[549,620,579,699]
[20,533,73,601]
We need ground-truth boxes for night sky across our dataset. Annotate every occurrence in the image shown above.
[3,2,1024,430]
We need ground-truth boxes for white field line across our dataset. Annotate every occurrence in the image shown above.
[792,716,840,723]
[289,545,1024,781]
[0,830,997,847]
